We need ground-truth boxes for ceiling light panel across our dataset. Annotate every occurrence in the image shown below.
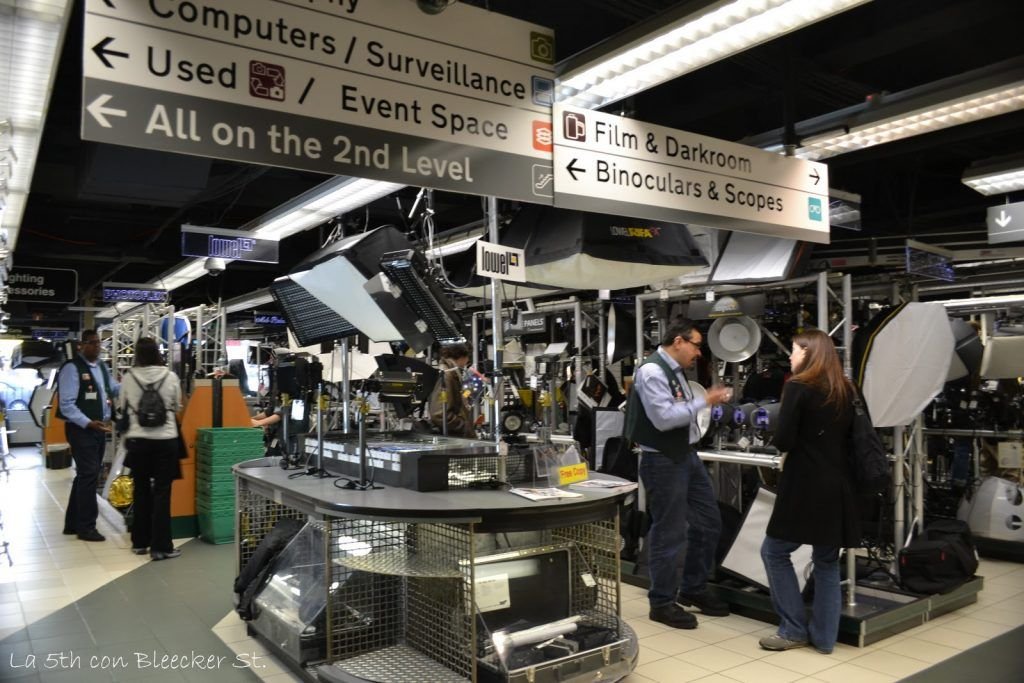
[796,82,1024,160]
[962,156,1024,196]
[557,0,870,110]
[0,0,72,249]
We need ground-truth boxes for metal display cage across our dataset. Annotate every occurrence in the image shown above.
[236,480,624,682]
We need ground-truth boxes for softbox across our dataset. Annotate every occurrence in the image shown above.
[501,205,708,289]
[287,226,412,342]
[720,487,813,591]
[980,336,1024,379]
[853,303,954,427]
[270,276,357,347]
[946,318,983,382]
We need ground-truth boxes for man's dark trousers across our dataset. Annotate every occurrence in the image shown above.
[64,424,106,534]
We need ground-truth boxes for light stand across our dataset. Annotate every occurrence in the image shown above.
[339,396,382,490]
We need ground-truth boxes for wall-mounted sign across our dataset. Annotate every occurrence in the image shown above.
[254,312,286,325]
[82,0,554,204]
[476,240,526,282]
[102,282,169,303]
[7,267,78,304]
[181,225,280,263]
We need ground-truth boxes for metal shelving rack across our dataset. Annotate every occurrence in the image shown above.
[235,481,626,682]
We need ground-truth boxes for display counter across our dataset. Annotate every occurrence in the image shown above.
[233,458,638,683]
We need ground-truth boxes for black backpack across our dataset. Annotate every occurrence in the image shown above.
[847,394,890,495]
[128,371,170,428]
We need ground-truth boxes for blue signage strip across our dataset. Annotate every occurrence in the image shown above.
[102,286,169,303]
[254,313,287,325]
[181,224,280,264]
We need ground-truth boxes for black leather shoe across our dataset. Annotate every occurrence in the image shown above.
[678,591,730,616]
[77,529,106,542]
[150,549,181,561]
[131,547,148,555]
[649,603,698,629]
[62,528,77,535]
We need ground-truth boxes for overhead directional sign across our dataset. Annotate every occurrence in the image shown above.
[82,0,554,204]
[987,200,1024,244]
[553,105,831,243]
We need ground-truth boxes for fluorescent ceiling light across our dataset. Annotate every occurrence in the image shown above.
[222,288,274,315]
[796,81,1024,160]
[95,176,404,319]
[425,232,484,258]
[0,1,72,250]
[962,155,1024,195]
[556,0,869,110]
[937,294,1024,310]
[248,176,404,241]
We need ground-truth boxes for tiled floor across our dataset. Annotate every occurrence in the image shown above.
[1,445,1023,682]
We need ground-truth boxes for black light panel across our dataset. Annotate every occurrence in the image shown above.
[270,277,358,347]
[378,249,465,344]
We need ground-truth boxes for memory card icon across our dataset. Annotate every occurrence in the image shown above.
[250,60,285,102]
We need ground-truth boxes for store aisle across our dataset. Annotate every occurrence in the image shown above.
[1,445,1023,683]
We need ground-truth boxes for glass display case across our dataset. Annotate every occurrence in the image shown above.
[250,522,329,666]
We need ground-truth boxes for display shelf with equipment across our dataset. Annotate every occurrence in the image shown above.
[233,459,637,682]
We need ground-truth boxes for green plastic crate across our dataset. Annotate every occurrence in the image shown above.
[196,462,238,482]
[196,495,236,514]
[196,427,264,447]
[197,506,234,544]
[195,477,235,500]
[196,442,263,463]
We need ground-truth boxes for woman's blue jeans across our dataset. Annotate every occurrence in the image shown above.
[760,535,841,653]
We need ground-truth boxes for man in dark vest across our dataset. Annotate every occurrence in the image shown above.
[58,329,120,541]
[625,317,731,629]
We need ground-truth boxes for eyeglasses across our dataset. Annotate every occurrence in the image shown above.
[678,336,701,349]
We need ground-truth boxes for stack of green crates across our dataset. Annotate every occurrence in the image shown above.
[195,427,264,544]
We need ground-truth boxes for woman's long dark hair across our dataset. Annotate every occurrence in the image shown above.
[133,337,163,367]
[790,329,853,409]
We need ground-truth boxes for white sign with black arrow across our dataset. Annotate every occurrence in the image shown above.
[553,105,831,243]
[81,0,556,204]
[987,200,1024,244]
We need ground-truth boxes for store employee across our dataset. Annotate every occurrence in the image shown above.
[57,329,120,542]
[625,317,731,630]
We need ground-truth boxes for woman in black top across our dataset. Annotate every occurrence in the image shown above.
[759,329,860,654]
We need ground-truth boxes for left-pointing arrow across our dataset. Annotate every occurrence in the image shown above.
[92,37,129,69]
[87,94,127,128]
[566,158,585,181]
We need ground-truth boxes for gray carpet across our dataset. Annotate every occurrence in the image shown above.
[0,540,258,683]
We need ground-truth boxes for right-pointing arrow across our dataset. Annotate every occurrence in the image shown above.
[809,168,820,185]
[566,158,585,181]
[994,210,1012,228]
[86,94,127,128]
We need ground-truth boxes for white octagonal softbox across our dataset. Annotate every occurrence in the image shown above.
[855,302,954,427]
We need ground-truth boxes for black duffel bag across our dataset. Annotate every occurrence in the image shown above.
[899,519,979,595]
